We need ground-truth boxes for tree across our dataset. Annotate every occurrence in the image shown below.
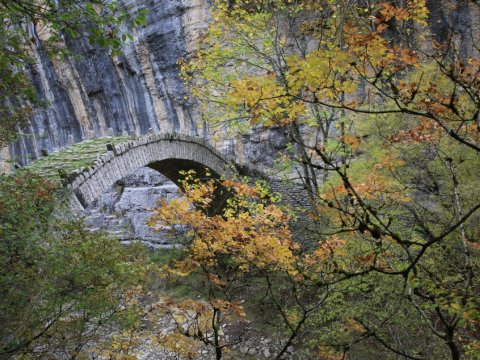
[0,2,157,357]
[147,171,306,359]
[0,171,154,358]
[178,0,480,358]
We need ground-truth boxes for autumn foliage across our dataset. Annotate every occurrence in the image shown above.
[173,0,480,358]
[146,172,302,358]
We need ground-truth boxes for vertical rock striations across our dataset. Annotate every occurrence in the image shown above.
[5,0,479,168]
[8,0,210,166]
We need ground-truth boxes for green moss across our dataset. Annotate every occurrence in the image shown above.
[27,136,129,180]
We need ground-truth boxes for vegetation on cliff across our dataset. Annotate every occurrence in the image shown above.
[163,0,480,358]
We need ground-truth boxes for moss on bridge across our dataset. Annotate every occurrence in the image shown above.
[27,136,129,180]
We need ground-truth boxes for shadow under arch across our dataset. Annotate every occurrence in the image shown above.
[146,159,231,216]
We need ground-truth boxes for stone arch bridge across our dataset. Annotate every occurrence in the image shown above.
[63,133,311,220]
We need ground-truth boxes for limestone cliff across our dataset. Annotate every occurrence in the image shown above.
[5,0,480,167]
[8,0,210,166]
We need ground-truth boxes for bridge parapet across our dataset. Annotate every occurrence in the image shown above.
[63,133,232,209]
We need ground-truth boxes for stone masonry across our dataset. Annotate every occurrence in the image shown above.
[62,132,315,244]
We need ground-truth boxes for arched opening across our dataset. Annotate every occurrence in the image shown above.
[147,159,220,186]
[147,159,231,216]
[84,160,230,248]
[84,166,181,248]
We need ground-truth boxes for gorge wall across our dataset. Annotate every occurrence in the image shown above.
[7,0,211,167]
[3,0,479,169]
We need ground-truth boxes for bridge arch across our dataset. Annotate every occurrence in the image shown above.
[64,133,235,212]
[60,132,316,244]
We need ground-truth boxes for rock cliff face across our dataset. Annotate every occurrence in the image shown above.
[5,0,479,167]
[8,0,211,166]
